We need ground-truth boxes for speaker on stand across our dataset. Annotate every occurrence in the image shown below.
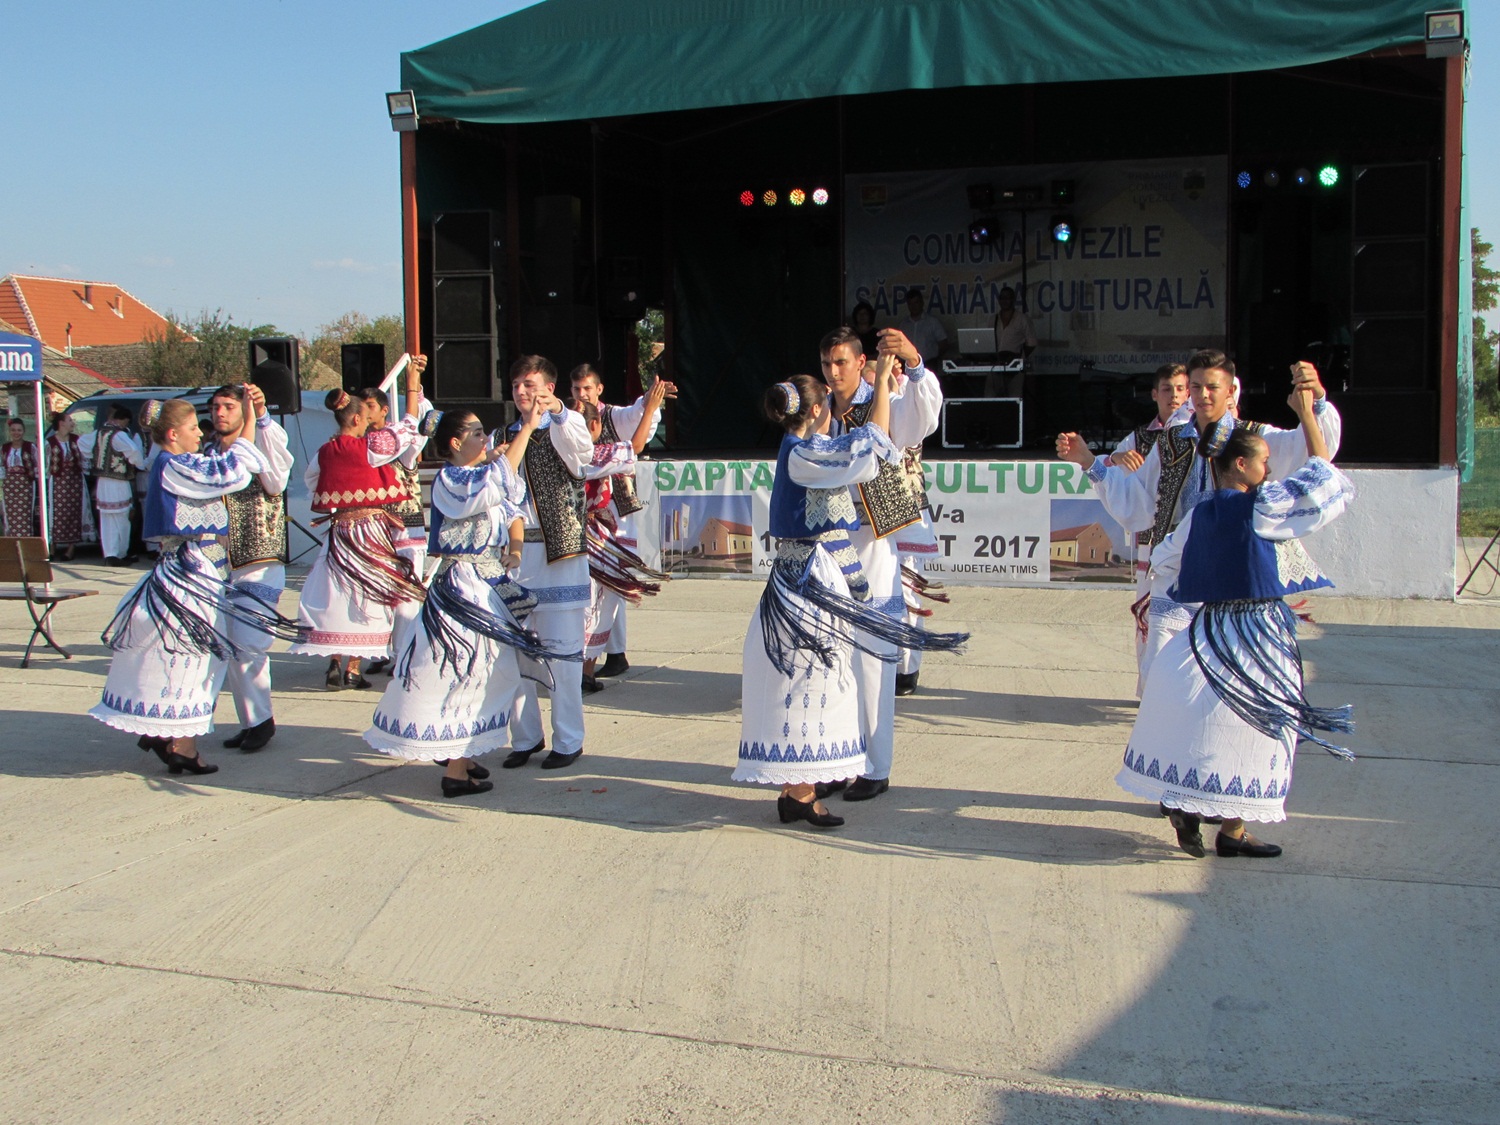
[248,337,301,414]
[340,343,387,395]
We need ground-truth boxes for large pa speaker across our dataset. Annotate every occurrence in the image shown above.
[248,337,301,414]
[340,343,387,395]
[535,195,580,304]
[940,398,1023,450]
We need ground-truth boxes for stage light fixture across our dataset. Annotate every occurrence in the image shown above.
[1318,165,1340,188]
[1425,9,1464,57]
[968,217,998,246]
[1293,167,1313,187]
[1263,169,1281,188]
[812,187,829,206]
[1235,171,1253,189]
[789,188,806,206]
[762,190,778,207]
[1050,215,1074,244]
[386,90,418,132]
[1051,179,1076,205]
[739,190,755,207]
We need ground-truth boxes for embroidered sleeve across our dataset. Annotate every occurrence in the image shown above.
[365,425,402,465]
[580,441,634,482]
[1252,457,1354,541]
[252,417,295,496]
[786,423,899,489]
[433,459,526,521]
[161,440,264,499]
[1085,444,1160,532]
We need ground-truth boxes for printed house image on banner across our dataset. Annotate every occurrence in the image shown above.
[1050,522,1115,567]
[700,517,753,565]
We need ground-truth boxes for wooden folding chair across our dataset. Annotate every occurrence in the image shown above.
[0,536,99,667]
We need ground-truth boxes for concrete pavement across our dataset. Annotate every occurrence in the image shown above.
[1,561,1497,1123]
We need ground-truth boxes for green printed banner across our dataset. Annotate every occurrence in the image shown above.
[632,458,1136,587]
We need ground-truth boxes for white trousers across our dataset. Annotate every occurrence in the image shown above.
[225,562,285,727]
[510,605,586,754]
[602,589,628,655]
[851,526,901,781]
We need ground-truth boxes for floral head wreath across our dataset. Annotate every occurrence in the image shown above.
[419,409,445,439]
[775,381,800,415]
[138,400,163,431]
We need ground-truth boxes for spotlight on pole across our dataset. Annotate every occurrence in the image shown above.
[386,90,418,132]
[1050,215,1074,244]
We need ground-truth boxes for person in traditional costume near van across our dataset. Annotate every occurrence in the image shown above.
[90,397,297,776]
[734,364,967,829]
[364,406,580,798]
[568,362,677,679]
[290,361,427,689]
[206,383,295,753]
[491,356,595,771]
[46,413,93,560]
[817,325,946,801]
[1056,351,1341,687]
[567,395,669,692]
[2,417,40,538]
[1117,386,1354,859]
[79,406,147,567]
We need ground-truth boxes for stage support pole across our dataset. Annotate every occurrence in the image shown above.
[401,130,421,357]
[1438,51,1464,468]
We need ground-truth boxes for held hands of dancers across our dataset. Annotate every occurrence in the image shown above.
[1288,360,1325,400]
[875,327,922,369]
[242,383,267,419]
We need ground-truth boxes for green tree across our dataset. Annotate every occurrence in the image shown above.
[143,309,287,388]
[1474,229,1500,425]
[305,311,407,383]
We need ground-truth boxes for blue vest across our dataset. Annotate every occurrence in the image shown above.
[1171,488,1333,603]
[142,454,230,540]
[767,433,860,539]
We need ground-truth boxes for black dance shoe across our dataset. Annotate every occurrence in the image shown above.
[842,776,890,802]
[596,652,630,678]
[363,658,391,676]
[433,759,490,780]
[894,672,919,696]
[441,776,494,799]
[165,751,219,776]
[814,779,849,800]
[581,674,604,694]
[501,742,545,769]
[238,717,276,752]
[540,749,582,770]
[139,736,174,768]
[1215,831,1283,858]
[776,794,844,828]
[325,661,343,690]
[1168,809,1206,858]
[343,671,373,690]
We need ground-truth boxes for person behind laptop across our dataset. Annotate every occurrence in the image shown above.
[985,286,1037,398]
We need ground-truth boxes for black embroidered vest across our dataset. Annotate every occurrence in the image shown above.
[225,475,287,568]
[1148,418,1265,550]
[91,429,136,481]
[522,435,587,563]
[597,404,644,518]
[843,400,922,539]
[390,460,425,529]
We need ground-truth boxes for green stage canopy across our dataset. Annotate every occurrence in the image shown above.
[401,0,1438,125]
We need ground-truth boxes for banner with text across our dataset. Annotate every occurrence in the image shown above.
[633,459,1137,587]
[844,157,1228,374]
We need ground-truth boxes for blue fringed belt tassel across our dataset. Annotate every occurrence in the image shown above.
[1189,598,1355,760]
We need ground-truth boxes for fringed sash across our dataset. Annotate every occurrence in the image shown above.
[1188,598,1354,760]
[324,509,427,607]
[101,539,303,660]
[587,510,669,606]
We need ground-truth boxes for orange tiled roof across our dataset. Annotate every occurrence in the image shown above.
[1050,522,1107,541]
[1,274,180,353]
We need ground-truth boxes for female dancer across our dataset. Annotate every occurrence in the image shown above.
[1118,386,1354,858]
[90,397,294,776]
[363,405,580,798]
[2,417,38,537]
[47,413,92,560]
[734,362,966,828]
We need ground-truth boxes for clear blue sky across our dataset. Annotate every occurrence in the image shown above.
[2,1,1495,339]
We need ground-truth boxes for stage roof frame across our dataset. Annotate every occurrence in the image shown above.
[401,0,1444,125]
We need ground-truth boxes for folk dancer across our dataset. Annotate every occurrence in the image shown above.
[735,367,966,828]
[492,356,595,771]
[46,413,93,560]
[2,417,39,537]
[364,407,580,799]
[209,383,294,752]
[567,397,668,692]
[79,406,146,566]
[568,363,678,678]
[1118,388,1354,859]
[819,325,945,801]
[290,361,427,688]
[1057,350,1341,687]
[90,397,297,776]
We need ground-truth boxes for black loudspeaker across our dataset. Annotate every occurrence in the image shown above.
[248,337,301,414]
[340,343,387,395]
[535,195,580,304]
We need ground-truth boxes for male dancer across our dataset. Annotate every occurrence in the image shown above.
[498,356,594,770]
[568,363,677,678]
[208,383,294,751]
[820,325,944,800]
[1057,350,1341,683]
[79,406,146,566]
[291,358,427,687]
